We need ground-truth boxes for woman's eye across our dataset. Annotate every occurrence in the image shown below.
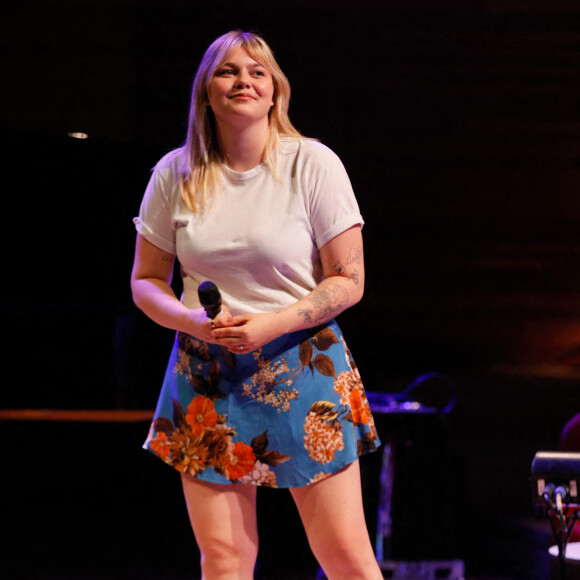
[217,69,235,76]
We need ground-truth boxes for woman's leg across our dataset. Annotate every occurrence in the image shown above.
[181,474,259,580]
[290,460,383,580]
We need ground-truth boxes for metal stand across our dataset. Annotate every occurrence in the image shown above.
[373,430,464,580]
[544,500,579,580]
[369,373,465,580]
[531,451,580,580]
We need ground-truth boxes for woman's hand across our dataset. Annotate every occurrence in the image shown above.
[210,311,286,354]
[131,235,240,343]
[183,304,235,343]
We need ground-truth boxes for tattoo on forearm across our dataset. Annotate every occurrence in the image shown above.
[300,283,349,324]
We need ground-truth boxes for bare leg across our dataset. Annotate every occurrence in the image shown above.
[290,461,383,580]
[181,474,259,580]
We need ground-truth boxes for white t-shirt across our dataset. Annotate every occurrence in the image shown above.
[134,138,363,315]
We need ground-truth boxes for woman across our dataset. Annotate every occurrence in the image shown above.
[131,30,383,580]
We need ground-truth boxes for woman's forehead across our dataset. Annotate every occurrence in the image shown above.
[218,46,267,68]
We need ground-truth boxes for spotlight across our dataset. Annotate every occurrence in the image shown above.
[67,132,88,139]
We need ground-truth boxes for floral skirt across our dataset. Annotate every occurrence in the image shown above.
[143,320,380,488]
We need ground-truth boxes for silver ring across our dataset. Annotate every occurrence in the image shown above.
[210,320,215,328]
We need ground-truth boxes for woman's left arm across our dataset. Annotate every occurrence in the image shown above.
[286,224,364,328]
[211,225,364,352]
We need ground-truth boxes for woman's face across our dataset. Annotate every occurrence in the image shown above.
[207,47,275,129]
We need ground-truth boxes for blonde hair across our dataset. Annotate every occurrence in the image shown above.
[180,30,303,213]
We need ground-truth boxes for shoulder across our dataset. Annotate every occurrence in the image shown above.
[280,138,346,178]
[146,148,185,198]
[141,148,185,207]
[281,138,340,162]
[301,139,339,157]
[152,147,185,176]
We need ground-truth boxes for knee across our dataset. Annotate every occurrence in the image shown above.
[199,537,258,579]
[313,539,379,579]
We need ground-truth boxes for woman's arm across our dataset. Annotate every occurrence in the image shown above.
[211,225,364,351]
[130,234,219,342]
[289,224,364,328]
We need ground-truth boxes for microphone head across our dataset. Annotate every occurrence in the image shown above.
[542,483,556,500]
[198,281,222,319]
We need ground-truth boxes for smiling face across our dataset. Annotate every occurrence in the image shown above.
[207,47,275,130]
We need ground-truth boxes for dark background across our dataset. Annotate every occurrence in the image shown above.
[2,1,580,578]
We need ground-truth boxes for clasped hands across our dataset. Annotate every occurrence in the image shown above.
[198,305,283,354]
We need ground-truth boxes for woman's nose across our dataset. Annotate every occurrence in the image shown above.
[235,73,251,89]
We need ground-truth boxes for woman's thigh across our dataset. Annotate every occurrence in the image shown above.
[181,475,259,565]
[289,461,381,579]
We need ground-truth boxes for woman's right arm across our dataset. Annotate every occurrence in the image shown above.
[130,234,216,341]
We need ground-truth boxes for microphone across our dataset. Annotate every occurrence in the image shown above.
[555,485,568,513]
[543,483,556,501]
[198,281,222,319]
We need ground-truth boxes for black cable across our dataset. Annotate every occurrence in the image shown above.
[541,487,576,580]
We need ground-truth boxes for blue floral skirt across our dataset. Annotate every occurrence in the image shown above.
[143,320,380,488]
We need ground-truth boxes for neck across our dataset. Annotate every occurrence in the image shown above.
[216,119,270,172]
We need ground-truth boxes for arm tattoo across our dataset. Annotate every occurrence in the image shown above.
[346,247,363,265]
[334,256,361,285]
[302,283,349,323]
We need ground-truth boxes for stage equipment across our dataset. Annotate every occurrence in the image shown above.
[367,372,465,580]
[531,451,580,580]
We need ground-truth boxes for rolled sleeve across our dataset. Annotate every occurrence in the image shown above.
[133,151,181,255]
[302,142,364,249]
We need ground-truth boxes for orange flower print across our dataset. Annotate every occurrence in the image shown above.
[303,404,345,465]
[334,370,358,405]
[186,396,218,437]
[349,389,370,425]
[171,432,210,477]
[204,424,236,471]
[150,431,171,460]
[225,441,256,480]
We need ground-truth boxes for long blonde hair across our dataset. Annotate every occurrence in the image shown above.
[180,30,303,213]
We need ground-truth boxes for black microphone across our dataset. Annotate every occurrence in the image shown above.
[198,281,222,319]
